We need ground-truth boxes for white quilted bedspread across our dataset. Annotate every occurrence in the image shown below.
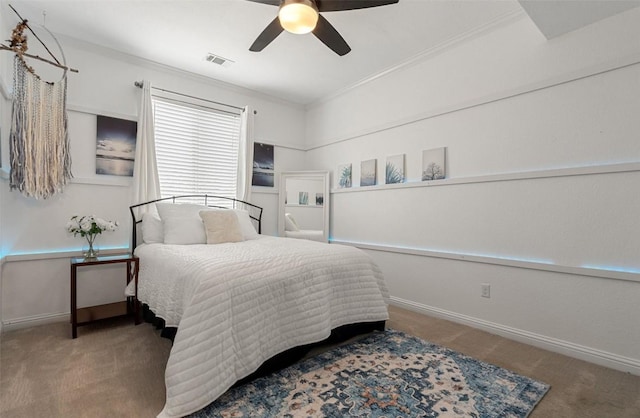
[132,236,389,418]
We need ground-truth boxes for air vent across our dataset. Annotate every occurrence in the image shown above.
[205,53,234,68]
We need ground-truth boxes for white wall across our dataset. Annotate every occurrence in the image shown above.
[305,9,640,373]
[0,8,307,328]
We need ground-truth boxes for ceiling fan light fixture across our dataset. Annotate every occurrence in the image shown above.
[278,0,318,35]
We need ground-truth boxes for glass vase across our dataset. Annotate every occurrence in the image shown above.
[83,235,99,259]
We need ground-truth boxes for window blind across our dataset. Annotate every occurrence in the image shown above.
[152,97,241,204]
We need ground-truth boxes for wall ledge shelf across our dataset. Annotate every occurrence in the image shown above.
[331,240,640,284]
[3,247,130,263]
[71,176,132,187]
[285,204,323,208]
[331,162,640,194]
[252,188,279,195]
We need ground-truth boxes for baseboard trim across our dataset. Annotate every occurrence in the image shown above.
[389,296,640,376]
[2,312,69,333]
[5,298,638,376]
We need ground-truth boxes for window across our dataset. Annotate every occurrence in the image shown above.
[152,96,242,203]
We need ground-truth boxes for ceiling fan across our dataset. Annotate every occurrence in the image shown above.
[247,0,399,56]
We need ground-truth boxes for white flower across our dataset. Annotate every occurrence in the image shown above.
[80,220,92,232]
[67,215,119,237]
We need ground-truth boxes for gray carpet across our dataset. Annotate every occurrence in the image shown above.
[1,305,639,417]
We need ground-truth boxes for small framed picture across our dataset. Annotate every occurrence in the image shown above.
[337,163,352,188]
[386,154,405,184]
[360,159,377,187]
[422,147,446,181]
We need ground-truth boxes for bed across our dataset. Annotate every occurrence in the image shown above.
[128,195,390,418]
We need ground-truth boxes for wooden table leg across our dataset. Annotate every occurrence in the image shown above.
[134,258,141,325]
[71,265,78,339]
[127,258,141,325]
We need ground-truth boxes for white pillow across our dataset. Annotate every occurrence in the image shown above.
[284,213,299,232]
[234,209,259,240]
[141,212,164,244]
[156,202,209,244]
[199,210,244,244]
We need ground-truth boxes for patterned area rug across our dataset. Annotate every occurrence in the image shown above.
[191,329,549,417]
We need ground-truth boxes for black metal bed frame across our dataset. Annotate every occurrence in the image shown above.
[129,194,263,250]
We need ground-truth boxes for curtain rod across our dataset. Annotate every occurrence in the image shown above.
[133,81,249,112]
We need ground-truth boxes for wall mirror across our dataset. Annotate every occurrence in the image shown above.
[278,171,330,242]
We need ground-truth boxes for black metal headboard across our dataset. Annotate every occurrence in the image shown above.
[129,195,263,250]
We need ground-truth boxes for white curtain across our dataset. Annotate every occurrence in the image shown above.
[236,106,254,202]
[132,80,161,214]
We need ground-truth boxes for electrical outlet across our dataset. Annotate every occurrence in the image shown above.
[481,283,491,298]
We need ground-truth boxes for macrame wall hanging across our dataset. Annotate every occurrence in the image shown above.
[0,5,78,199]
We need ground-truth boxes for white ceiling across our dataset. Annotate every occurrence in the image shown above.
[4,0,639,105]
[518,0,640,39]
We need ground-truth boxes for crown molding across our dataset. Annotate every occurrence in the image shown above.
[55,34,305,111]
[306,9,526,110]
[306,51,640,151]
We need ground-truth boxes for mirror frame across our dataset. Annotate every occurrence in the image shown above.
[278,171,330,242]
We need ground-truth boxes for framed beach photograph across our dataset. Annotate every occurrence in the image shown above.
[385,154,405,184]
[96,115,137,176]
[336,163,352,188]
[422,147,446,181]
[360,159,377,187]
[252,142,275,187]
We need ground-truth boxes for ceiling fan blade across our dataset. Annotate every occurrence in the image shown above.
[316,0,398,12]
[249,17,284,52]
[245,0,281,6]
[312,14,351,56]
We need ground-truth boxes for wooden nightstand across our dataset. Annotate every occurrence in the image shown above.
[70,253,140,338]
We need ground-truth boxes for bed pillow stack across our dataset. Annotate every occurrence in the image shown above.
[140,203,259,244]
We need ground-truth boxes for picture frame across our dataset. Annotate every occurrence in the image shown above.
[385,154,405,184]
[360,159,377,187]
[422,147,446,181]
[95,115,137,177]
[252,142,275,187]
[337,163,352,188]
